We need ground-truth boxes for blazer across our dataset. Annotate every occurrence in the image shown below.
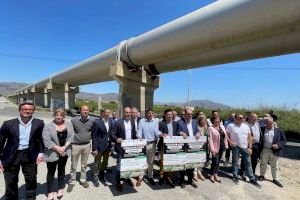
[0,118,44,167]
[260,127,286,156]
[159,120,179,136]
[110,118,137,156]
[208,125,229,154]
[91,117,115,153]
[178,118,199,136]
[42,121,74,162]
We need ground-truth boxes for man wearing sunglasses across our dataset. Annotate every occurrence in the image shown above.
[226,114,261,187]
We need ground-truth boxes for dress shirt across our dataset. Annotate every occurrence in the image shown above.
[18,116,34,150]
[137,118,161,142]
[249,122,260,143]
[102,118,109,132]
[264,127,274,148]
[166,121,173,136]
[124,119,132,140]
[186,120,193,136]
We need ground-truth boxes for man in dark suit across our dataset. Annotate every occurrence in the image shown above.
[0,101,44,200]
[258,117,286,187]
[158,109,179,188]
[91,108,115,187]
[178,108,199,189]
[131,107,141,131]
[111,107,137,192]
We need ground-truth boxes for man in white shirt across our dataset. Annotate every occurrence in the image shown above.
[111,107,137,192]
[226,114,260,187]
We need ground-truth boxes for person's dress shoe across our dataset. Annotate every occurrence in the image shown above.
[57,195,63,200]
[233,177,239,184]
[116,184,123,192]
[165,177,175,188]
[126,178,134,187]
[190,181,198,188]
[273,179,283,188]
[148,178,156,185]
[81,181,89,188]
[250,179,261,188]
[158,178,164,185]
[93,177,100,187]
[258,176,265,181]
[136,179,142,187]
[240,174,247,181]
[67,184,75,193]
[180,183,185,188]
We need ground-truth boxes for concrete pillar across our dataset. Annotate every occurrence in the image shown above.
[50,84,65,110]
[110,61,160,116]
[46,82,78,111]
[43,88,50,108]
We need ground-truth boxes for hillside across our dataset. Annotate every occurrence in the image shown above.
[0,82,231,109]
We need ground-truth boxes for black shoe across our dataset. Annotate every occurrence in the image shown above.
[116,184,123,192]
[148,178,156,185]
[190,181,198,188]
[180,183,185,188]
[57,195,63,199]
[125,178,134,187]
[273,179,283,188]
[233,177,239,184]
[93,177,100,187]
[240,174,247,181]
[67,184,75,193]
[158,178,164,185]
[106,168,113,173]
[250,179,261,188]
[258,176,265,181]
[165,177,175,188]
[99,175,107,182]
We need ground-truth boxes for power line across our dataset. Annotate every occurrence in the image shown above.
[205,67,300,71]
[1,52,299,71]
[0,53,80,63]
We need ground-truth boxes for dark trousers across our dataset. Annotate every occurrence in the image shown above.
[209,149,224,175]
[4,150,37,200]
[116,155,122,184]
[225,146,231,161]
[240,143,260,175]
[46,156,68,193]
[251,143,260,175]
[93,149,110,178]
[180,168,194,184]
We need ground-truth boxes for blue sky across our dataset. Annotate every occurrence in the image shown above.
[0,0,299,109]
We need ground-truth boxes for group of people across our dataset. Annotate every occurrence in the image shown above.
[0,101,287,200]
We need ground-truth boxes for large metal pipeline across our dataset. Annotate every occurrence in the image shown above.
[14,0,300,92]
